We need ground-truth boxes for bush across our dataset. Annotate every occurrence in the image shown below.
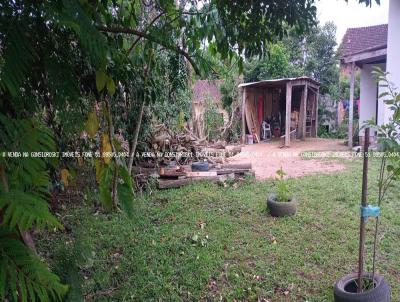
[204,99,224,141]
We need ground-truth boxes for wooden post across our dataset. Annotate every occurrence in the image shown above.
[242,87,246,144]
[315,87,319,138]
[285,82,292,147]
[357,127,370,292]
[348,62,355,148]
[299,83,308,140]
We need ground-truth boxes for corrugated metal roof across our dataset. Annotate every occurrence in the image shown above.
[238,76,319,88]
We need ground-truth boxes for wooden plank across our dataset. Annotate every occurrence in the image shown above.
[221,163,252,169]
[158,175,227,189]
[242,87,246,143]
[285,82,292,147]
[343,48,386,64]
[299,83,308,140]
[315,87,319,138]
[217,169,251,175]
[348,62,355,148]
[186,171,217,177]
[289,79,319,90]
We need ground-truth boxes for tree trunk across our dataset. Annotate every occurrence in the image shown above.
[128,100,145,175]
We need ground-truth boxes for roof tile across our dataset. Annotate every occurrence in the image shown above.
[340,24,387,58]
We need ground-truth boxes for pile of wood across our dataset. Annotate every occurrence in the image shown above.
[150,123,241,165]
[132,162,254,190]
[150,123,206,164]
[157,163,254,189]
[128,123,250,190]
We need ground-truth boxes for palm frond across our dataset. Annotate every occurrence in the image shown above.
[0,25,35,98]
[0,231,68,302]
[0,190,62,231]
[54,0,108,67]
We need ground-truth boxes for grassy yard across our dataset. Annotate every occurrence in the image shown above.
[37,158,400,301]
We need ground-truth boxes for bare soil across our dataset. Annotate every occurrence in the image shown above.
[228,138,350,179]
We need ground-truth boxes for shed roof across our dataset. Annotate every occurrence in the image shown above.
[238,76,320,89]
[340,24,388,58]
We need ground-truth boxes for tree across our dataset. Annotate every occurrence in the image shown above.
[303,22,340,96]
[244,22,340,97]
[0,0,378,300]
[244,43,292,82]
[0,1,319,300]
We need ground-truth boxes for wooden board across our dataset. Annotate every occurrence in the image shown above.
[186,171,217,177]
[216,169,251,175]
[159,169,186,179]
[158,176,224,189]
[221,163,252,170]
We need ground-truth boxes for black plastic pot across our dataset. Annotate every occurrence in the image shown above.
[334,272,390,302]
[266,193,297,217]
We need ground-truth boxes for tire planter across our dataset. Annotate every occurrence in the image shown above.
[191,161,209,171]
[266,193,297,217]
[334,272,390,302]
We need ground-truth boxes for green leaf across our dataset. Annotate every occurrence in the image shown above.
[95,70,107,93]
[0,25,35,98]
[117,183,134,218]
[378,91,390,99]
[0,233,68,301]
[119,165,133,190]
[395,109,400,121]
[0,190,62,231]
[99,164,113,210]
[106,78,116,96]
[58,0,107,67]
[85,110,99,138]
[0,258,6,300]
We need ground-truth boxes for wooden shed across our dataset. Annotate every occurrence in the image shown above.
[239,77,320,147]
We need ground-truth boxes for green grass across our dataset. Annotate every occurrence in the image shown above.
[37,158,400,301]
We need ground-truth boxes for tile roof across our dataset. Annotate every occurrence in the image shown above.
[340,24,388,58]
[192,80,223,103]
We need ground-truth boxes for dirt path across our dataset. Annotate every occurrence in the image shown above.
[228,138,350,180]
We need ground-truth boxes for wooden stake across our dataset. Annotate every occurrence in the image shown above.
[285,82,292,147]
[357,127,370,292]
[315,87,320,138]
[300,83,308,140]
[348,62,355,148]
[242,87,247,143]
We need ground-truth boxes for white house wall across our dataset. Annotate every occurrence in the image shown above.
[359,64,378,132]
[359,63,386,138]
[377,63,387,126]
[383,0,400,124]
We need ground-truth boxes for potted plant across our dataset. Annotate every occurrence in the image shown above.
[333,69,399,301]
[267,168,297,217]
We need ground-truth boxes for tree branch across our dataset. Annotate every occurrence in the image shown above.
[127,12,165,54]
[96,25,201,75]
